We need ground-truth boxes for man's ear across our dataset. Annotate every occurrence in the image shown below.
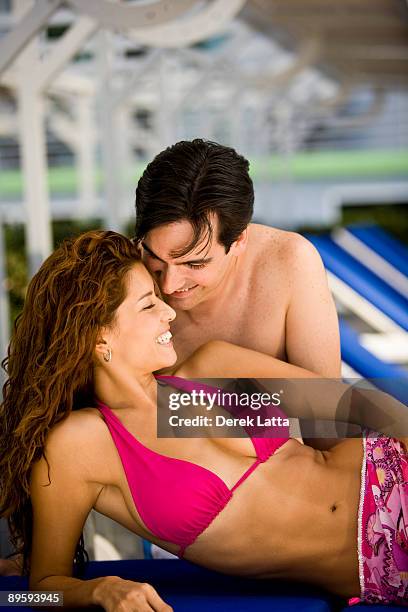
[229,228,248,256]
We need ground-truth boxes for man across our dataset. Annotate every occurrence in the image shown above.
[135,138,341,377]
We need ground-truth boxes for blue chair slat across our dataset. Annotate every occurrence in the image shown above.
[339,318,408,404]
[306,234,408,330]
[348,225,408,278]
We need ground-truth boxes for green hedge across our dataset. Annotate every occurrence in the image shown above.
[1,150,407,198]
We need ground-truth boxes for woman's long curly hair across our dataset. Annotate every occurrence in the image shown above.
[0,230,141,576]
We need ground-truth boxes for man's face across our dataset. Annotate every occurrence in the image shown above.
[140,217,240,311]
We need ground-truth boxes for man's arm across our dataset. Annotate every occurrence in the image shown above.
[283,234,341,377]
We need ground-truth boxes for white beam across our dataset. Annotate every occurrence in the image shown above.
[49,112,79,151]
[68,0,196,29]
[245,38,321,90]
[173,33,253,113]
[129,0,247,48]
[1,66,95,97]
[34,16,98,93]
[107,50,161,111]
[76,97,97,219]
[0,0,63,77]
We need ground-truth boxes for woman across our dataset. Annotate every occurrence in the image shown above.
[0,231,407,610]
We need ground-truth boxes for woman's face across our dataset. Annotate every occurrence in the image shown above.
[99,263,177,374]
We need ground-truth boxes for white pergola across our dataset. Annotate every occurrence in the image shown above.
[0,0,248,276]
[0,0,396,358]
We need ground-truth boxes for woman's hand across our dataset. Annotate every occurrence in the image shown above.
[93,576,173,612]
[0,554,23,576]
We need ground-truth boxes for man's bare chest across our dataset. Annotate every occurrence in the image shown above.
[171,299,287,365]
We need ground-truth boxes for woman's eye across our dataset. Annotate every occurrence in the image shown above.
[143,303,155,310]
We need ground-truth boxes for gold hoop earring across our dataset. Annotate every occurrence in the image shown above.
[103,348,112,363]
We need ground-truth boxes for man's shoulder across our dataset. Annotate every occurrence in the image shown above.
[249,224,319,268]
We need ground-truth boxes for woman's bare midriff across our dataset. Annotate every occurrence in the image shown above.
[183,438,363,599]
[80,409,364,600]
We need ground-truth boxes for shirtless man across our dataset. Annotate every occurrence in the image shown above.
[135,138,341,378]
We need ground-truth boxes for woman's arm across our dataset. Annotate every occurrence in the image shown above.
[30,417,172,611]
[175,340,320,380]
[175,340,408,440]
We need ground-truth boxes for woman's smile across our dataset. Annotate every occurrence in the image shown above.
[155,330,173,346]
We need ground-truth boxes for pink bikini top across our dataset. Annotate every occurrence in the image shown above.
[95,375,290,558]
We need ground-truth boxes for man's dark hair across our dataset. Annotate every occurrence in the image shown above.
[135,139,254,256]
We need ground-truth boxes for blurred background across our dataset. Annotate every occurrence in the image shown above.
[0,0,407,565]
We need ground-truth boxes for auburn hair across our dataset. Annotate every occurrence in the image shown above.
[0,230,141,576]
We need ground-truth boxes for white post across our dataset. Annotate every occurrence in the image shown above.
[0,0,62,76]
[76,96,97,219]
[116,108,133,228]
[18,83,52,276]
[13,0,52,277]
[12,1,97,276]
[98,30,121,232]
[156,52,174,149]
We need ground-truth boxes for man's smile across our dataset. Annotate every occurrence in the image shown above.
[167,285,199,298]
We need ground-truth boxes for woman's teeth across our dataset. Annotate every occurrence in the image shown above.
[156,331,173,345]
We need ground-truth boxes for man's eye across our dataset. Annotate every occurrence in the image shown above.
[144,251,159,260]
[187,263,206,269]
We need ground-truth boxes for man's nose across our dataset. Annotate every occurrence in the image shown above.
[160,265,185,294]
[160,301,176,322]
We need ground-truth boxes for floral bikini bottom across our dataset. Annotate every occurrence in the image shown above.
[349,429,408,606]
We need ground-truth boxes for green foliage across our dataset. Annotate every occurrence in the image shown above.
[52,218,104,248]
[298,204,408,245]
[5,219,105,329]
[5,224,26,327]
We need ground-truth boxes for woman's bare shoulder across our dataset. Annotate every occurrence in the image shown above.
[44,408,113,481]
[47,407,105,440]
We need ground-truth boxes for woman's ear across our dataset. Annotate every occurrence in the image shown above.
[95,338,113,363]
[95,333,111,357]
[95,337,107,357]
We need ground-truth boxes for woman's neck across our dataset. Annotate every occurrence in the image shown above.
[93,365,157,411]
